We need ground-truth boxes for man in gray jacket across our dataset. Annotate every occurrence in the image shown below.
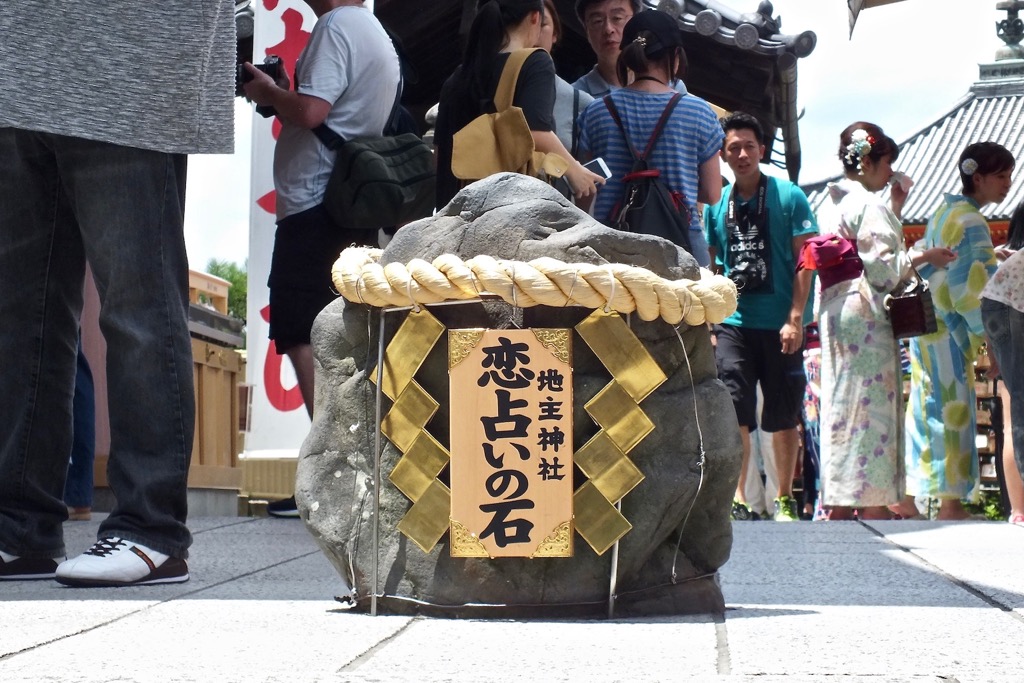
[0,1,236,586]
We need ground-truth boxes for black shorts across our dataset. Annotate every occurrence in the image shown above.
[268,204,378,353]
[714,323,806,432]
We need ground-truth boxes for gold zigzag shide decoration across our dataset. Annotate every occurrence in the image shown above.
[572,310,666,554]
[373,310,451,553]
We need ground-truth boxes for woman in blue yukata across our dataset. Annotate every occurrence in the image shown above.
[898,142,1015,520]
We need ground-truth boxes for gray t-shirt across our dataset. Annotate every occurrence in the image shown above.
[553,76,593,157]
[0,1,235,154]
[273,6,400,220]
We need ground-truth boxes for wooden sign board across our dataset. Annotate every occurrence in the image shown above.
[449,329,573,558]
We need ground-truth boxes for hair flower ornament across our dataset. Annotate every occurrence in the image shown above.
[960,158,979,175]
[633,35,647,47]
[843,129,875,172]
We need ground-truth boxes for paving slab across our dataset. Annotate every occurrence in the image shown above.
[2,516,1023,682]
[342,615,720,682]
[719,520,1024,681]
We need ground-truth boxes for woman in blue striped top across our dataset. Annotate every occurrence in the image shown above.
[577,9,722,267]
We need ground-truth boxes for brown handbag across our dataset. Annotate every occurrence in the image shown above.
[883,264,938,339]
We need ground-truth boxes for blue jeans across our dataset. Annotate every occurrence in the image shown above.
[982,297,1024,480]
[64,340,96,509]
[0,129,193,560]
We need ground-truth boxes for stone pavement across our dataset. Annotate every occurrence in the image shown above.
[2,515,1022,682]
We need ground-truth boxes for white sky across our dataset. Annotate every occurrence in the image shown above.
[182,0,1005,270]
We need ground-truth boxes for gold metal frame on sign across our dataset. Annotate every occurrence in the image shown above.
[449,519,489,557]
[533,520,573,558]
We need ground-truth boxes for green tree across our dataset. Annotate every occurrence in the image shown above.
[205,258,248,323]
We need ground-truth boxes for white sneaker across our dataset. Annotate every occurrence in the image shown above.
[55,537,189,587]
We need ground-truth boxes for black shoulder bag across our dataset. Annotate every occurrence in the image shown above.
[312,50,435,231]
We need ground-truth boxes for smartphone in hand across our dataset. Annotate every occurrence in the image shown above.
[583,157,612,179]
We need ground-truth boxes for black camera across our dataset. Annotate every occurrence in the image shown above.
[236,55,284,96]
[237,56,284,117]
[729,254,769,292]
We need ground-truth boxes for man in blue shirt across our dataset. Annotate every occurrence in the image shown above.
[705,112,817,522]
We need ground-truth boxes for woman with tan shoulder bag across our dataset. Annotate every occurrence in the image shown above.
[433,0,604,209]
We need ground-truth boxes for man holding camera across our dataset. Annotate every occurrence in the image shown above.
[705,112,817,522]
[242,0,400,510]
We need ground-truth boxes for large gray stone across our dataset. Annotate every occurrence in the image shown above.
[298,173,741,617]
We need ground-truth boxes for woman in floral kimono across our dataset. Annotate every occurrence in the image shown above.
[812,122,954,520]
[898,142,1015,520]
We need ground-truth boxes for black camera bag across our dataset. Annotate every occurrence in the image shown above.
[312,36,434,232]
[313,100,434,232]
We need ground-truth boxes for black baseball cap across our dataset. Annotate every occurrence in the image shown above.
[620,9,683,55]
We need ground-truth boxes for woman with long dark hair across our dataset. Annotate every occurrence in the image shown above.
[1002,198,1024,250]
[434,0,603,208]
[901,142,1014,520]
[814,122,954,521]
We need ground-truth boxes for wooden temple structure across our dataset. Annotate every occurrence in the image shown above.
[376,0,816,180]
[235,0,818,181]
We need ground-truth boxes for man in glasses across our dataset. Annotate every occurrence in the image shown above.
[573,0,687,97]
